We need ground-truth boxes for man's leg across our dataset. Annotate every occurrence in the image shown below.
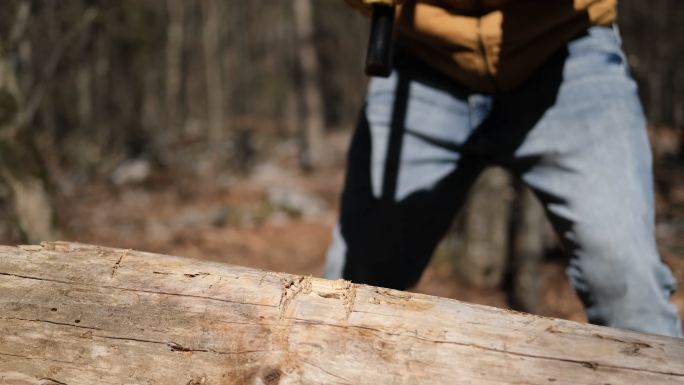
[506,26,682,337]
[325,61,486,290]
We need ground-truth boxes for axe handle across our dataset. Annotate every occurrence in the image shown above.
[365,4,395,77]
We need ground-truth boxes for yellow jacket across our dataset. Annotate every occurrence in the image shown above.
[393,0,617,92]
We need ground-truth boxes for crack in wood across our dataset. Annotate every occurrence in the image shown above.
[300,359,351,384]
[167,342,199,352]
[110,249,129,278]
[92,334,275,356]
[0,316,103,331]
[592,332,655,352]
[183,272,210,278]
[0,271,73,285]
[38,378,68,385]
[352,310,403,318]
[278,276,311,319]
[332,280,356,321]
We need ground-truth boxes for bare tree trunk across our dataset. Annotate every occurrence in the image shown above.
[165,0,184,134]
[285,87,300,138]
[201,0,225,144]
[619,0,684,132]
[76,61,93,130]
[0,38,59,243]
[292,0,325,171]
[509,184,547,313]
[449,167,513,287]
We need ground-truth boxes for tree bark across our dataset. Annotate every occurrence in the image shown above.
[449,167,514,288]
[619,0,684,131]
[0,29,59,244]
[201,0,225,144]
[292,0,325,171]
[509,185,547,313]
[165,0,185,134]
[1,242,682,385]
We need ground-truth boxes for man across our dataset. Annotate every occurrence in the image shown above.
[325,0,683,337]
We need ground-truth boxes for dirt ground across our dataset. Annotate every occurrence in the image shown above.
[35,130,684,332]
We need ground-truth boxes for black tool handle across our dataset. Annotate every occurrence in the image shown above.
[365,4,395,77]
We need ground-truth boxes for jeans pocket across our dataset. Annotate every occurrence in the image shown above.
[564,25,631,83]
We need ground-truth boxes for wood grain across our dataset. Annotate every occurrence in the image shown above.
[0,242,682,385]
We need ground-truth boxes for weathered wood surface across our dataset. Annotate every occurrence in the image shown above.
[0,242,683,385]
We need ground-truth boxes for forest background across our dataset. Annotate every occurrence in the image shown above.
[0,0,682,326]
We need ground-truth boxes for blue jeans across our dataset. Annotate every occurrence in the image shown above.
[325,26,682,337]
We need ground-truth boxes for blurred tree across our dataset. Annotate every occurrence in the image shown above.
[201,0,225,144]
[620,0,684,138]
[0,3,59,243]
[293,0,325,171]
[449,167,514,288]
[508,184,549,313]
[165,0,184,134]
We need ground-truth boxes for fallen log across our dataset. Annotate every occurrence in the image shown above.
[0,242,682,385]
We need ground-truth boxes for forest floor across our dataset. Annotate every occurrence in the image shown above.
[17,129,684,329]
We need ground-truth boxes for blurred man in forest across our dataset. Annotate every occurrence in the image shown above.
[324,0,683,337]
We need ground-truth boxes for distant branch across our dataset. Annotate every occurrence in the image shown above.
[20,7,99,127]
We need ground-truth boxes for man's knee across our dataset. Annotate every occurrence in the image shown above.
[567,225,662,294]
[565,226,681,335]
